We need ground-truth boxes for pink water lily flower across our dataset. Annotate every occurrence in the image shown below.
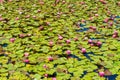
[48,56,53,61]
[43,64,47,69]
[113,30,118,35]
[66,39,71,44]
[58,35,63,40]
[97,41,102,46]
[10,38,15,43]
[104,18,109,23]
[0,17,3,21]
[15,17,19,20]
[24,52,29,57]
[66,50,71,55]
[88,39,92,44]
[49,41,53,46]
[8,0,12,2]
[81,48,86,53]
[0,0,4,4]
[52,77,57,80]
[74,37,78,41]
[44,74,48,77]
[99,71,104,77]
[24,59,29,63]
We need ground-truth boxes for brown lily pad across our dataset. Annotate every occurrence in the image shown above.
[107,53,115,57]
[104,69,112,76]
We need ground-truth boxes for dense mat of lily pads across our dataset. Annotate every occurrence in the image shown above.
[0,0,120,80]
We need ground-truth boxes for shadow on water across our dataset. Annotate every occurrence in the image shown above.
[83,52,97,61]
[0,43,8,47]
[83,52,103,61]
[114,15,120,28]
[79,23,86,27]
[2,43,8,47]
[80,71,87,78]
[83,53,93,61]
[76,28,89,32]
[76,23,89,32]
[104,74,118,80]
[76,28,101,34]
[90,38,106,40]
[70,54,81,61]
[115,16,120,18]
[116,25,120,28]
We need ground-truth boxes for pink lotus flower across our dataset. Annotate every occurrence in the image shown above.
[19,11,22,14]
[95,14,99,17]
[10,38,15,43]
[27,34,31,37]
[107,11,111,15]
[90,43,94,47]
[89,26,96,30]
[66,50,71,55]
[57,12,61,15]
[43,64,47,69]
[52,77,57,80]
[89,26,93,29]
[8,0,12,2]
[44,74,48,77]
[88,39,92,44]
[100,0,107,4]
[15,17,19,20]
[74,38,78,41]
[24,59,29,63]
[37,9,41,13]
[80,2,85,5]
[81,48,86,53]
[54,0,60,6]
[62,0,66,4]
[19,34,26,38]
[81,19,86,23]
[89,17,94,20]
[112,30,119,38]
[49,41,53,46]
[112,34,117,38]
[109,17,114,20]
[104,18,109,23]
[25,15,30,18]
[32,16,36,18]
[39,0,44,5]
[58,35,63,40]
[113,30,118,35]
[48,56,53,61]
[0,17,3,21]
[97,41,102,46]
[118,2,120,6]
[0,0,4,4]
[109,22,113,26]
[66,39,71,44]
[46,22,50,25]
[92,27,97,30]
[24,52,29,57]
[39,26,44,30]
[99,71,104,77]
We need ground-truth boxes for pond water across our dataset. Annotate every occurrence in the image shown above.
[105,74,118,80]
[1,43,8,47]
